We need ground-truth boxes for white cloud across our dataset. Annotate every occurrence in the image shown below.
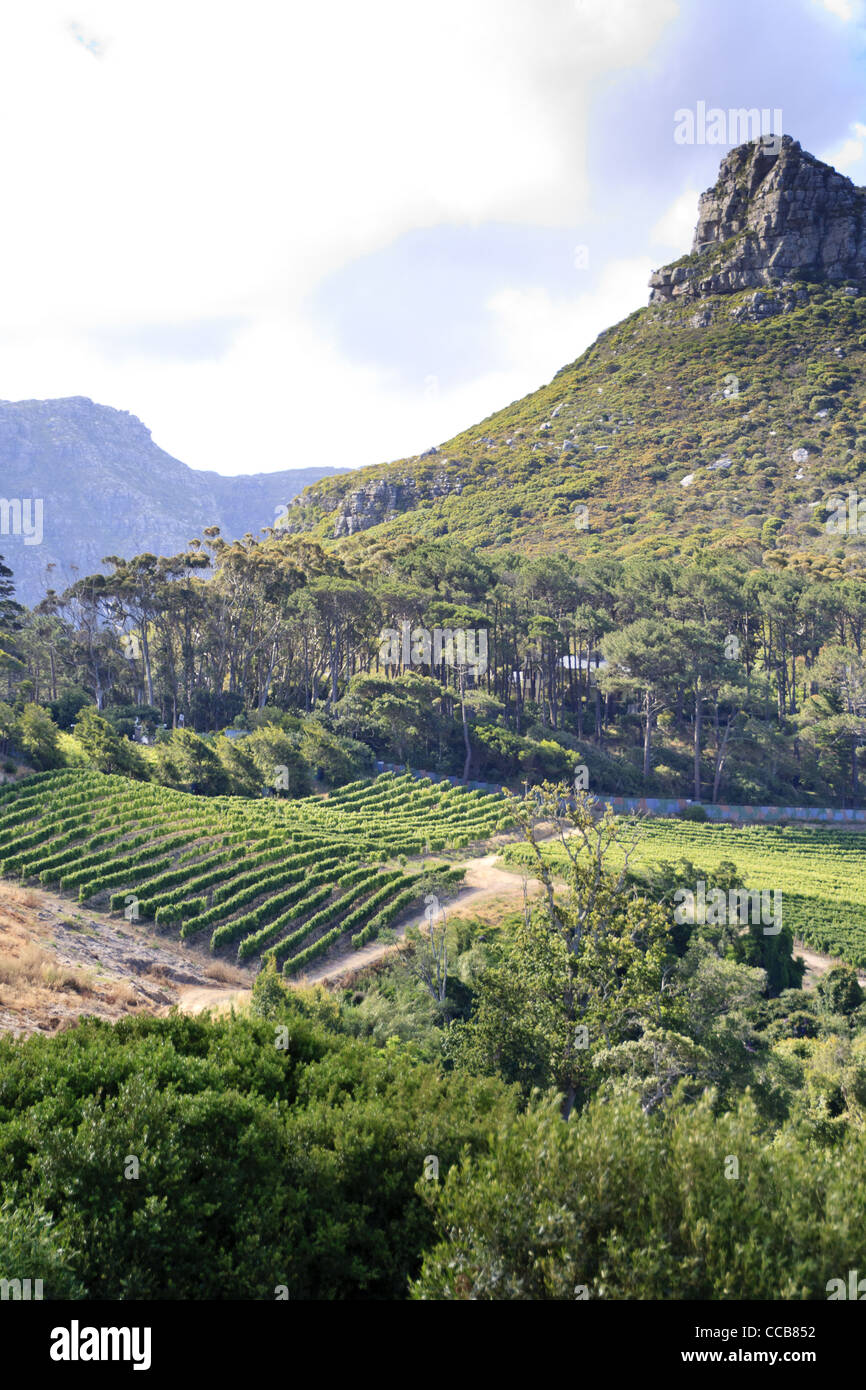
[485,258,652,387]
[819,120,866,176]
[0,0,678,473]
[0,259,654,474]
[813,0,863,20]
[650,189,700,253]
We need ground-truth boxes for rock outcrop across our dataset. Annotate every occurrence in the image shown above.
[333,479,413,536]
[649,135,866,304]
[330,470,464,536]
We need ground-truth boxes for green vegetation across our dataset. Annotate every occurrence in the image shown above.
[0,769,504,972]
[0,1011,515,1300]
[4,782,866,1300]
[287,283,866,563]
[502,813,866,966]
[6,287,866,812]
[7,533,866,809]
[5,231,866,1305]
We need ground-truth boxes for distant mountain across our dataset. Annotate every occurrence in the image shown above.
[0,397,349,605]
[283,136,866,575]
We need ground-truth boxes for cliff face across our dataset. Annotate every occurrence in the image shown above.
[649,135,866,304]
[0,397,346,605]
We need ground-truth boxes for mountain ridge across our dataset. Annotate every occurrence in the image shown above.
[649,135,866,303]
[0,396,348,605]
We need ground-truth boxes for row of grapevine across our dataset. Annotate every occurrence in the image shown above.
[177,854,339,937]
[208,858,348,950]
[257,869,406,967]
[0,769,501,969]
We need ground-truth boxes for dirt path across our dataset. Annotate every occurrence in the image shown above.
[793,938,866,989]
[175,985,252,1016]
[4,849,856,1030]
[291,854,862,995]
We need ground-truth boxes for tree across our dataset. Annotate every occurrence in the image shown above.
[73,706,145,778]
[601,619,687,782]
[48,688,91,732]
[411,1087,866,1301]
[299,720,374,786]
[16,704,64,771]
[101,554,162,707]
[0,554,24,685]
[0,555,22,631]
[246,725,311,797]
[406,885,451,1011]
[449,785,679,1117]
[738,919,806,997]
[215,734,263,797]
[0,1197,85,1300]
[800,645,866,805]
[151,728,227,794]
[817,965,864,1018]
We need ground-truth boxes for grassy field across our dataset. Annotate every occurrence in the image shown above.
[0,770,512,976]
[502,815,866,966]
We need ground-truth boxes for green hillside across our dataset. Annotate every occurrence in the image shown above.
[288,141,866,582]
[287,281,866,575]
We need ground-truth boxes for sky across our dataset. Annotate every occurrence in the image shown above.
[0,0,865,476]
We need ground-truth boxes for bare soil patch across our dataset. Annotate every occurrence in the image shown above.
[0,880,252,1037]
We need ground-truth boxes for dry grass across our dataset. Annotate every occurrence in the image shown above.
[0,939,47,985]
[144,962,175,983]
[102,978,140,1006]
[0,880,246,1034]
[0,939,95,995]
[203,959,249,985]
[0,883,41,912]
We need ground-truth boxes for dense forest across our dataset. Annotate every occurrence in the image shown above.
[2,529,866,805]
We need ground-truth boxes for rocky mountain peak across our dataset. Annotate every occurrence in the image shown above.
[649,135,866,304]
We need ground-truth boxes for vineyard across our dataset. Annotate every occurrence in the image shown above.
[0,770,512,976]
[503,815,866,967]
